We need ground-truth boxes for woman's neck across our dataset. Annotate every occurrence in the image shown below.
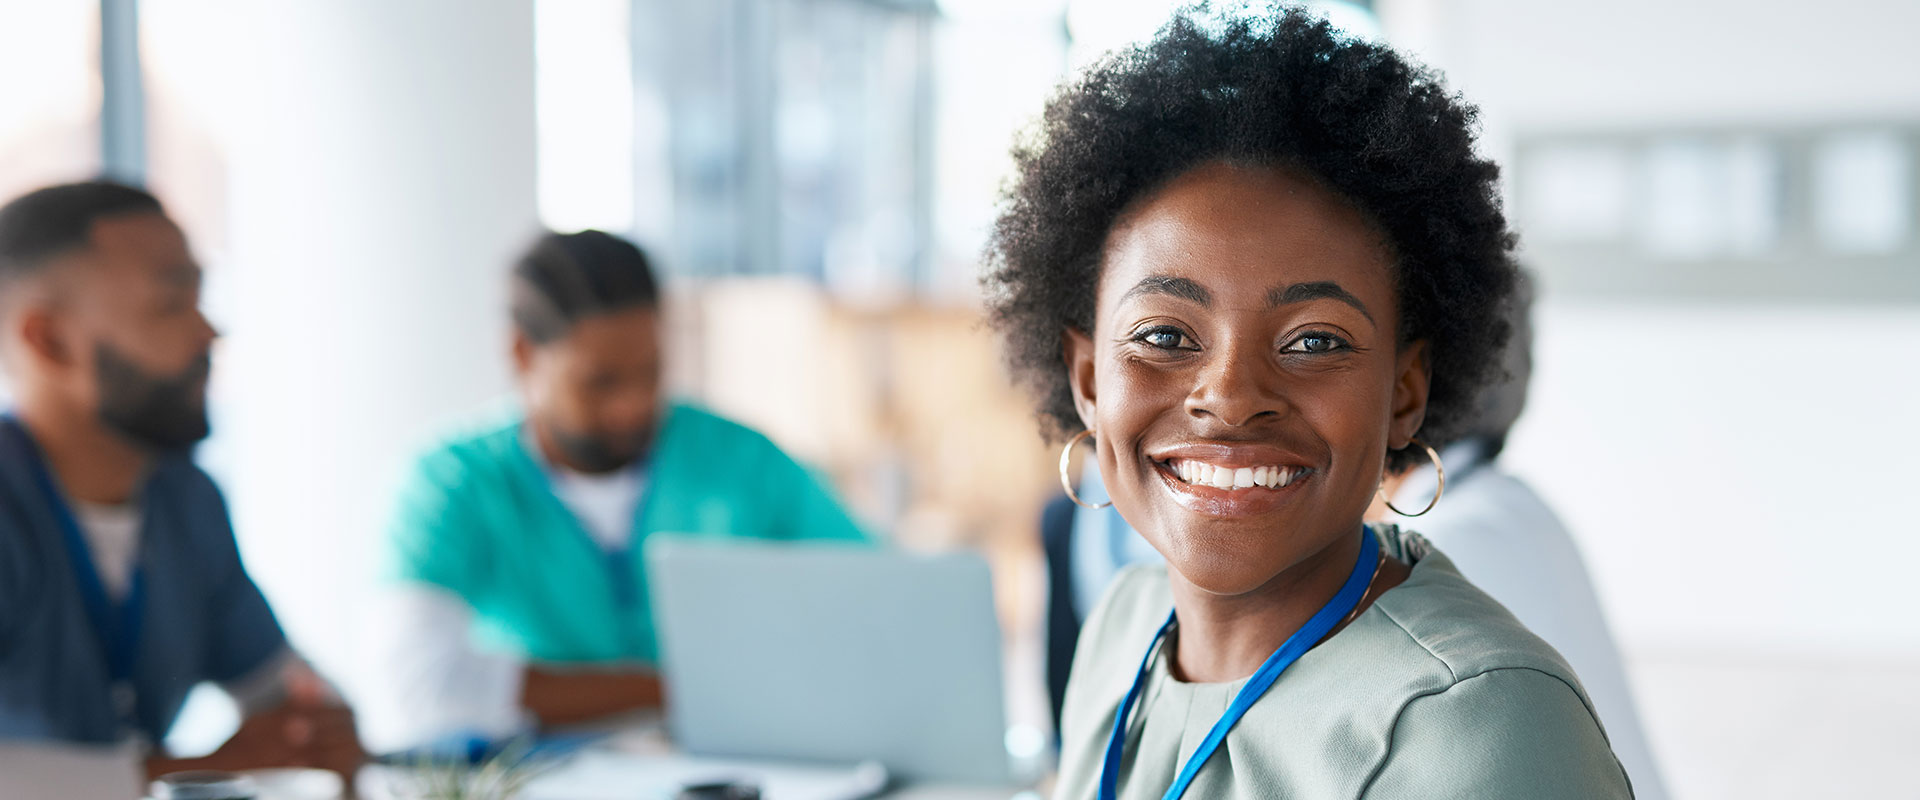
[1165,526,1410,683]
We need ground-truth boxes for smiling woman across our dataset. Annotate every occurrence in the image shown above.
[984,7,1632,800]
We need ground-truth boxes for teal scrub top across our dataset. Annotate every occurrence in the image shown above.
[382,401,869,664]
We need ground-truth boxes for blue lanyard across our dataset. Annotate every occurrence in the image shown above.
[1098,527,1381,800]
[525,443,653,616]
[5,418,147,687]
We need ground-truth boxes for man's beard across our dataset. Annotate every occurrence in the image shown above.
[95,342,212,453]
[551,425,652,473]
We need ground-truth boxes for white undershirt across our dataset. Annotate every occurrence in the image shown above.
[70,500,141,600]
[546,464,647,551]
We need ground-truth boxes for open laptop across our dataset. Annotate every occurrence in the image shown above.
[644,538,1013,785]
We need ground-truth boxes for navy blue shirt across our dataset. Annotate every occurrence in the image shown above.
[0,418,287,745]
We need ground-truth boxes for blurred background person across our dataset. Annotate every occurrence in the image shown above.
[361,229,870,752]
[0,182,362,788]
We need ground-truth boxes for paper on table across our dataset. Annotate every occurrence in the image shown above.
[519,751,889,800]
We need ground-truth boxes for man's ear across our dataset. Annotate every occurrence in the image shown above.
[1389,339,1432,449]
[510,331,537,378]
[1063,326,1098,431]
[18,306,72,370]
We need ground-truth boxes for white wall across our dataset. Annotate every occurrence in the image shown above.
[1507,301,1920,656]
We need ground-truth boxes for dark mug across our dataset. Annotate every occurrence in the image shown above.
[676,778,762,800]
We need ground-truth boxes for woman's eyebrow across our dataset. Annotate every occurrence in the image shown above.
[1121,275,1211,307]
[1267,280,1373,323]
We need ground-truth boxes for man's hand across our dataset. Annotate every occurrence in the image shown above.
[520,666,664,728]
[145,675,366,781]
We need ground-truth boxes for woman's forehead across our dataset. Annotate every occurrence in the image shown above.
[1097,162,1396,314]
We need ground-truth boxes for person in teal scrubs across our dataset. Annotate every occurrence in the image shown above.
[364,230,868,751]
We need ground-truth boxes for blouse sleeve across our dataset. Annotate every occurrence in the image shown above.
[1361,667,1634,800]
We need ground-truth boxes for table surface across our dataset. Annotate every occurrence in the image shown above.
[355,720,1041,800]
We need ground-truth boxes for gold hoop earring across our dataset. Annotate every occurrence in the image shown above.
[1058,429,1113,510]
[1381,438,1445,517]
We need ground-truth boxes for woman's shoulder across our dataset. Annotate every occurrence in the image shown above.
[1053,562,1173,792]
[1349,528,1632,796]
[1058,565,1170,714]
[1371,525,1585,684]
[1360,665,1634,798]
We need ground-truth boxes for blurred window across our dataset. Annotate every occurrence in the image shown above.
[1516,125,1918,301]
[1812,130,1911,256]
[1636,137,1782,260]
[621,0,935,298]
[1520,143,1634,244]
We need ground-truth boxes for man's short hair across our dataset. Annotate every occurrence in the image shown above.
[510,229,661,345]
[0,181,165,289]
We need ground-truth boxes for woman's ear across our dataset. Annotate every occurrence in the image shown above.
[1389,339,1432,448]
[1062,327,1098,432]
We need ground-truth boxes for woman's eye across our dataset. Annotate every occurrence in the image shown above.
[1134,327,1194,350]
[1286,333,1348,354]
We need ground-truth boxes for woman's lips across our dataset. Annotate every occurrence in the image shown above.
[1152,458,1313,518]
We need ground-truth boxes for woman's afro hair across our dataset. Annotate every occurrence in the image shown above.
[981,4,1519,471]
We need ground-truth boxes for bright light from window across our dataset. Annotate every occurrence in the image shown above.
[536,0,634,234]
[0,1,100,202]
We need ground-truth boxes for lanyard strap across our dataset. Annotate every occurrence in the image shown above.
[6,418,147,684]
[526,442,655,658]
[1099,527,1381,800]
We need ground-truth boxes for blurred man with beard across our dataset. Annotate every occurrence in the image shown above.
[0,182,363,789]
[364,230,868,751]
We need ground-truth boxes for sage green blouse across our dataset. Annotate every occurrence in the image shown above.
[1053,525,1633,800]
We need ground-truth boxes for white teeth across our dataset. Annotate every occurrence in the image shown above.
[1171,459,1305,490]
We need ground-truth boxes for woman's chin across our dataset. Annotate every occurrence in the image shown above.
[1163,549,1290,598]
[1152,519,1353,599]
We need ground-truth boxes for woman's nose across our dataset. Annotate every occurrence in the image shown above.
[1184,340,1289,427]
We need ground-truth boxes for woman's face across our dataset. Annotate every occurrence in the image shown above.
[1065,161,1430,596]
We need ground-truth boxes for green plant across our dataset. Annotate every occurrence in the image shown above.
[387,742,558,800]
